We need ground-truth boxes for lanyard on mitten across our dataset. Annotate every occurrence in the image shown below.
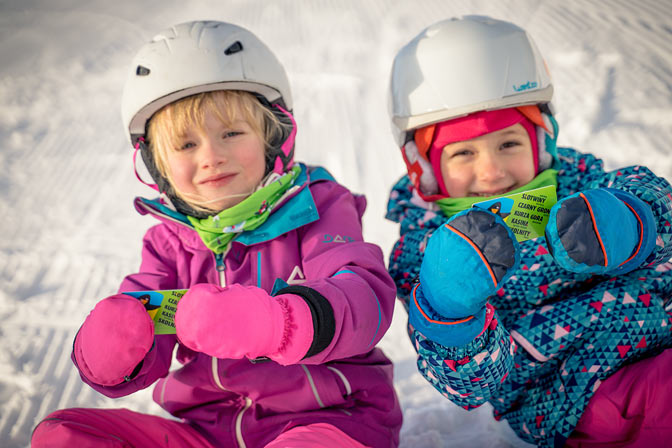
[187,165,301,254]
[435,168,558,218]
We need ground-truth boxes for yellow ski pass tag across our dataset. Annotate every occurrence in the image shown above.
[472,185,557,242]
[122,290,186,334]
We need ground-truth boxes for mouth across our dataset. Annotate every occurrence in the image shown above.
[199,172,236,186]
[469,186,515,197]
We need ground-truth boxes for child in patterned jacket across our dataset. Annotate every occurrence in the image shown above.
[385,16,672,447]
[32,20,401,448]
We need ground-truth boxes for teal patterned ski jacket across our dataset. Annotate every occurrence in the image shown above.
[386,147,672,447]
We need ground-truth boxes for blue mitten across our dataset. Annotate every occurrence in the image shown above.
[419,209,520,317]
[410,209,519,346]
[545,188,656,275]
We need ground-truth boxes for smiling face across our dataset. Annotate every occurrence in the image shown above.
[148,91,275,214]
[166,111,267,211]
[439,123,536,198]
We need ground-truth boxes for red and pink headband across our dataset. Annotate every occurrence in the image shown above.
[414,106,547,197]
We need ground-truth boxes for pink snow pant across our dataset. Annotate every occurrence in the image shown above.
[31,408,369,448]
[565,348,672,447]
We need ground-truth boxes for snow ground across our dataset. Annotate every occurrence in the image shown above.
[1,1,671,447]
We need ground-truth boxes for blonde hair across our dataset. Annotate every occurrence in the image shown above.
[147,90,287,214]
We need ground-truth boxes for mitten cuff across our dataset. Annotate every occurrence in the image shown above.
[267,293,315,365]
[274,285,336,360]
[409,283,489,347]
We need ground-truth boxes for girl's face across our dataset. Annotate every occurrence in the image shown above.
[439,123,536,198]
[166,109,266,211]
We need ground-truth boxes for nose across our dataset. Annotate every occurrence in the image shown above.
[198,138,225,169]
[475,152,505,181]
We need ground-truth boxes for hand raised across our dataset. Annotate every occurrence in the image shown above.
[420,209,520,318]
[545,188,655,275]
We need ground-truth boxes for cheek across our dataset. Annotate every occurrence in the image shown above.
[513,151,536,182]
[251,152,267,179]
[439,151,471,196]
[440,163,472,195]
[166,154,196,190]
[239,143,267,182]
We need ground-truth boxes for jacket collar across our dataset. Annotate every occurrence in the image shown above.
[134,163,327,250]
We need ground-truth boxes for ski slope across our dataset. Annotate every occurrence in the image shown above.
[1,1,671,446]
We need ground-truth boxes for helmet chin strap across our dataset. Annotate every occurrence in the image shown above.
[132,138,160,192]
[132,135,214,218]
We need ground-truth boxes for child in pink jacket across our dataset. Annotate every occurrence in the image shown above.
[32,20,401,448]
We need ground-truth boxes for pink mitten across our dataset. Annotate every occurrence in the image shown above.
[175,284,314,365]
[74,294,155,386]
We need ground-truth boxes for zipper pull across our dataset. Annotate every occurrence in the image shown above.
[216,253,226,287]
[249,356,270,364]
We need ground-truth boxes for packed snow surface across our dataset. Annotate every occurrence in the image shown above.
[1,1,671,446]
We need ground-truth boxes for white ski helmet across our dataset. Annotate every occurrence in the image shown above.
[388,16,558,201]
[389,15,553,146]
[121,20,297,217]
[121,20,292,144]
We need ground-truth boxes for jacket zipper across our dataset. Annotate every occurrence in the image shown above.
[213,248,251,448]
[235,397,252,448]
[211,358,250,448]
[140,200,256,447]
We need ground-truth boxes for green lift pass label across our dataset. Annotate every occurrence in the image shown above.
[472,185,557,242]
[122,289,187,334]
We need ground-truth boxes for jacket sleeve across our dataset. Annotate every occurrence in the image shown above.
[278,180,397,364]
[411,302,515,409]
[72,225,179,398]
[557,147,672,266]
[386,175,516,407]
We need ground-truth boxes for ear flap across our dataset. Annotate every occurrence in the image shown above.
[252,94,296,176]
[517,104,558,171]
[269,104,296,175]
[401,140,441,200]
[537,112,559,171]
[517,105,548,132]
[414,124,436,161]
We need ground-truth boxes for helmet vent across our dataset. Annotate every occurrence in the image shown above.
[224,41,243,55]
[136,65,151,76]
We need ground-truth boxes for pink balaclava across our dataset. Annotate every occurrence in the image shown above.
[418,108,540,197]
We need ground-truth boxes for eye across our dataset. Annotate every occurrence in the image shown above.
[179,141,197,151]
[222,131,243,139]
[450,148,473,158]
[500,140,522,150]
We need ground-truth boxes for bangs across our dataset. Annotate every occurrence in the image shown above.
[150,91,264,160]
[147,91,267,178]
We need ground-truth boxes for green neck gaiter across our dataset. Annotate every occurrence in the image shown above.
[435,168,558,218]
[187,165,301,254]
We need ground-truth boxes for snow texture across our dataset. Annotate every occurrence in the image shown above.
[1,1,671,447]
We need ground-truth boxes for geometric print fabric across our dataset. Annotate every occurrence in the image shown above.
[386,147,672,447]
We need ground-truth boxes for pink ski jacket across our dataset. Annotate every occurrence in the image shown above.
[74,165,402,448]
